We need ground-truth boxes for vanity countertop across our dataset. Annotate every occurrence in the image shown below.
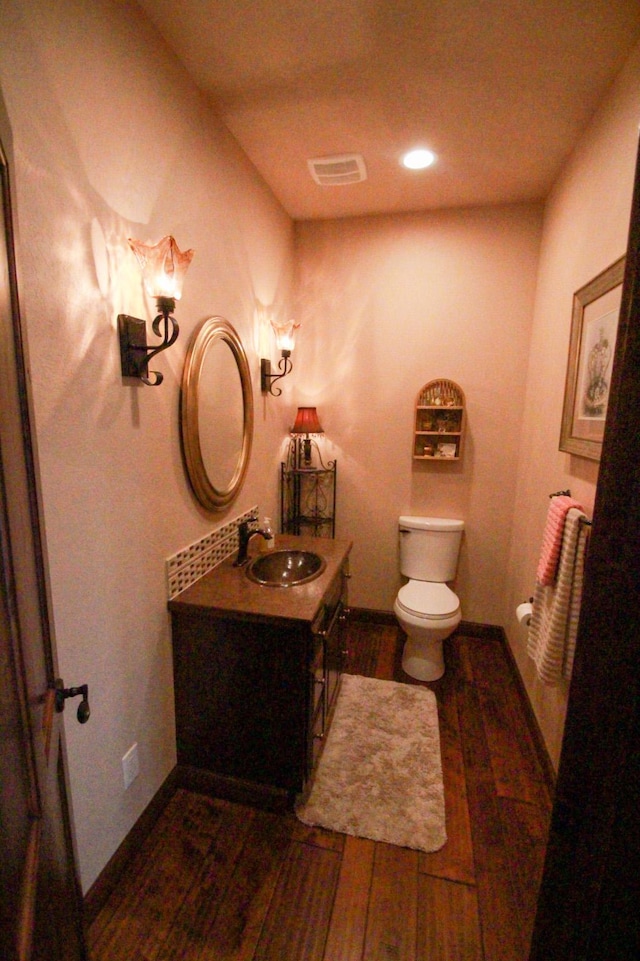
[168,534,352,625]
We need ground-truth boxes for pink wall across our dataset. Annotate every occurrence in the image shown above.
[0,0,295,891]
[504,42,640,767]
[294,204,543,621]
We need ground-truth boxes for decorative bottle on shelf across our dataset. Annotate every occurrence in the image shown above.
[260,516,275,551]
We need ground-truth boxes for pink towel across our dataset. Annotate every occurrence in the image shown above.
[528,506,590,684]
[536,495,583,586]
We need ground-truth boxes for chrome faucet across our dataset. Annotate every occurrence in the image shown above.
[234,520,270,567]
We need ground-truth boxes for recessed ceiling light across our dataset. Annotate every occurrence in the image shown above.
[402,148,437,170]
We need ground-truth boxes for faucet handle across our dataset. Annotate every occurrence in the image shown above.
[234,519,254,566]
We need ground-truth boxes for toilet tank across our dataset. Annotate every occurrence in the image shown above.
[399,516,464,582]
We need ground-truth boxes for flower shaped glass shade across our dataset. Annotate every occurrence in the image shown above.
[128,235,194,300]
[272,318,299,353]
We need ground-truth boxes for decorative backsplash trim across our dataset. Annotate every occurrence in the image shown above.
[166,506,259,599]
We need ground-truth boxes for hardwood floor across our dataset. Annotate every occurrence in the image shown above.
[88,621,553,961]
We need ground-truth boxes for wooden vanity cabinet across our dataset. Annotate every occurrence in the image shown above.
[169,558,349,808]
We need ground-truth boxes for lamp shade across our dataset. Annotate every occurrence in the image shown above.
[272,318,299,353]
[291,407,324,436]
[128,235,194,300]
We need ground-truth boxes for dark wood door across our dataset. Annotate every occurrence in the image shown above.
[0,98,87,961]
[529,142,640,957]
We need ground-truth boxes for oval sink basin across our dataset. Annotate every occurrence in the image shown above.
[246,549,326,587]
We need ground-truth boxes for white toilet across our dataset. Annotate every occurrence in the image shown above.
[393,516,464,681]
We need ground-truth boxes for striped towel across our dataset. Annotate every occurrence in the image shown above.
[536,495,583,586]
[527,507,590,685]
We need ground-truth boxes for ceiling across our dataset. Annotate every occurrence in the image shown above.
[136,0,640,221]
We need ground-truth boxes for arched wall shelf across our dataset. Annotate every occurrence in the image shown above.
[413,379,465,460]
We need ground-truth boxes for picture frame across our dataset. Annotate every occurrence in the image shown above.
[559,256,625,461]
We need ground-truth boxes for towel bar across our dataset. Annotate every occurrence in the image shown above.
[547,489,591,525]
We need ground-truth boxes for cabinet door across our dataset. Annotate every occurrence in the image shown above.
[172,612,308,792]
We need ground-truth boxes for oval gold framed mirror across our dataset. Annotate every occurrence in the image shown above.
[181,317,254,511]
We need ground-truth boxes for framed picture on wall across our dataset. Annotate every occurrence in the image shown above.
[559,255,626,461]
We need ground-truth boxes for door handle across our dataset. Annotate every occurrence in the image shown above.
[54,679,91,723]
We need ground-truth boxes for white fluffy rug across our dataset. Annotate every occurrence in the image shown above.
[296,674,447,853]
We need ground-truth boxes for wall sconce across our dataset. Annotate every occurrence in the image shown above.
[118,235,194,386]
[290,406,324,466]
[261,319,299,395]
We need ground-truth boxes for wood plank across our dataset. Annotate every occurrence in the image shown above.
[344,620,400,682]
[478,684,552,804]
[87,793,176,941]
[89,791,230,961]
[154,800,261,960]
[322,835,375,961]
[85,768,180,926]
[344,621,382,676]
[253,841,341,961]
[499,798,550,954]
[467,638,552,806]
[173,808,294,961]
[453,633,476,684]
[289,813,345,853]
[417,876,483,961]
[374,624,401,680]
[457,677,528,961]
[491,751,553,811]
[364,842,419,961]
[497,627,557,791]
[88,787,198,940]
[421,673,475,884]
[457,634,552,808]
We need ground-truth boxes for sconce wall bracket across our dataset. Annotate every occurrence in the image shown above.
[118,314,148,378]
[118,300,179,387]
[261,351,292,395]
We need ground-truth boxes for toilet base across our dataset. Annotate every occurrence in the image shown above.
[401,637,445,681]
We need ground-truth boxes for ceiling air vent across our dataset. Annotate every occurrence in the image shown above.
[307,154,367,186]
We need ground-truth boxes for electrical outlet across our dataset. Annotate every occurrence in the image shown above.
[122,742,139,789]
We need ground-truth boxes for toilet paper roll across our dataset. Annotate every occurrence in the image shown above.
[516,602,533,627]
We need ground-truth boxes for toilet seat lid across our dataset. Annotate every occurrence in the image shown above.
[397,581,459,618]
